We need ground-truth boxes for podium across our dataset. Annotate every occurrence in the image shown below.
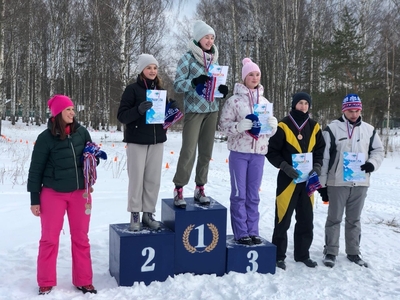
[109,223,175,286]
[161,198,227,275]
[225,235,276,274]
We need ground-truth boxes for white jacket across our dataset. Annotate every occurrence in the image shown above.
[319,115,384,187]
[218,83,276,155]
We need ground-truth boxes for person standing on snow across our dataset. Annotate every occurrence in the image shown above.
[266,92,325,270]
[172,20,229,208]
[28,95,98,295]
[219,58,278,245]
[318,94,384,268]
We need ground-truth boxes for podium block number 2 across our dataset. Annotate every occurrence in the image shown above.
[141,247,155,272]
[246,250,259,272]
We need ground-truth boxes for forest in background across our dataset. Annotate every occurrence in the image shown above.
[0,0,399,146]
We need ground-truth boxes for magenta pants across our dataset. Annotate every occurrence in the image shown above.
[37,187,93,287]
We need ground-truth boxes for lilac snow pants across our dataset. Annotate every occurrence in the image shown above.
[229,151,265,240]
[37,187,93,287]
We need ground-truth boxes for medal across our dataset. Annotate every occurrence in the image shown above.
[85,203,91,215]
[289,113,309,141]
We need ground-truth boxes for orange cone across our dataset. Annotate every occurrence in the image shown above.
[165,162,169,169]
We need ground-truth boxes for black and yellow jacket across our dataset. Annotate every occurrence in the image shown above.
[266,109,325,222]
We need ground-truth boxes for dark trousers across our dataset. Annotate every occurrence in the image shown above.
[272,183,314,262]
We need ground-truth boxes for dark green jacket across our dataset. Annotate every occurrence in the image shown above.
[27,119,92,205]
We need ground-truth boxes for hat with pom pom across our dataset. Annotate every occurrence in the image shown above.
[47,94,74,116]
[242,58,260,81]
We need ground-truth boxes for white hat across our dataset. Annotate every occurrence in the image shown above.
[137,53,159,73]
[193,20,215,42]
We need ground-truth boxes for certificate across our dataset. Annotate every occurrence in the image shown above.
[145,90,167,124]
[343,152,366,182]
[254,103,273,135]
[292,153,313,183]
[208,65,229,98]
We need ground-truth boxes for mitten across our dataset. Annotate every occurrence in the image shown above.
[192,75,210,87]
[268,116,278,131]
[309,163,322,176]
[138,101,153,115]
[360,162,374,173]
[318,187,329,202]
[218,84,229,98]
[280,161,299,179]
[236,119,253,133]
[168,99,178,110]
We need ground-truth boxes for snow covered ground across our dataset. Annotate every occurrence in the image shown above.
[1,120,399,300]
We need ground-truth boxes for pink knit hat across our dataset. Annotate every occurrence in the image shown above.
[242,58,261,81]
[48,95,74,116]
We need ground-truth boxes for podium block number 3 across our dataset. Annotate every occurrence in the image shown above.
[141,247,155,272]
[246,250,259,272]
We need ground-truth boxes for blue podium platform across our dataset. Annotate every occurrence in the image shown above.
[109,223,175,286]
[225,235,276,274]
[161,198,227,276]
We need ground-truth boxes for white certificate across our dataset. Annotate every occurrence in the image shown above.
[292,153,313,183]
[145,90,167,124]
[343,152,366,182]
[208,65,229,98]
[254,103,273,135]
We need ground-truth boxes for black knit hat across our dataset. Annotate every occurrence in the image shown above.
[292,92,312,109]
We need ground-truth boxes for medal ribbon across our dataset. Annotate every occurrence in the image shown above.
[346,121,355,139]
[288,114,309,136]
[202,52,213,73]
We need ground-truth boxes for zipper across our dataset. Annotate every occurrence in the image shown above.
[68,134,79,189]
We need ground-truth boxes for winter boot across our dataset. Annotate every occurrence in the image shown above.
[174,187,186,208]
[194,185,210,204]
[129,212,140,231]
[76,285,97,294]
[347,254,368,267]
[38,286,53,295]
[276,260,286,270]
[250,235,262,245]
[142,212,161,230]
[323,254,336,268]
[236,236,253,245]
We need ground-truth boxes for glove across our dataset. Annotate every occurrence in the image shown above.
[168,99,178,110]
[318,187,329,202]
[138,101,153,115]
[192,75,210,86]
[360,162,374,173]
[267,116,278,131]
[236,119,253,133]
[280,161,299,179]
[218,84,229,98]
[309,163,322,176]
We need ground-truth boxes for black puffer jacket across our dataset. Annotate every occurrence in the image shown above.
[27,119,92,205]
[117,76,167,145]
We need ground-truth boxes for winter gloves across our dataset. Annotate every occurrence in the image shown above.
[280,161,299,179]
[218,84,229,98]
[138,101,153,115]
[192,75,210,87]
[268,116,278,131]
[309,163,322,176]
[360,162,374,173]
[318,187,329,202]
[168,99,179,110]
[236,119,253,133]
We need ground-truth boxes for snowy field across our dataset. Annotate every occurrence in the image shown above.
[0,120,400,300]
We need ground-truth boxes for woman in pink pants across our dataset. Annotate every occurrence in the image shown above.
[27,95,97,295]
